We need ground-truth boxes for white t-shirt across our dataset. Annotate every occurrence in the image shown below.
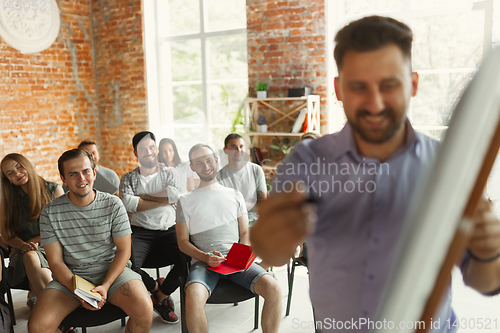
[176,185,247,257]
[175,162,195,194]
[131,172,176,230]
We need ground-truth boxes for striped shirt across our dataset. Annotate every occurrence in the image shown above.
[40,190,131,276]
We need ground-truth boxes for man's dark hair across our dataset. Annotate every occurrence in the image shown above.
[188,144,216,165]
[334,16,413,70]
[132,131,156,151]
[78,140,96,149]
[224,133,243,148]
[58,149,95,176]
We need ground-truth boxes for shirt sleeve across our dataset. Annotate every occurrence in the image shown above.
[40,206,57,246]
[110,196,132,238]
[119,172,140,213]
[254,164,267,195]
[109,170,121,189]
[176,197,188,224]
[165,167,181,204]
[235,190,248,218]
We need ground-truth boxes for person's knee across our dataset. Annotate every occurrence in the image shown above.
[256,275,281,300]
[22,251,39,266]
[186,283,209,308]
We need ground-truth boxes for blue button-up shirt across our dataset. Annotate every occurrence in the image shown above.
[273,121,456,332]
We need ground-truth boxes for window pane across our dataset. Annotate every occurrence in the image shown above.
[410,72,474,127]
[412,0,472,10]
[412,12,484,70]
[173,126,207,161]
[166,40,202,82]
[204,0,246,32]
[172,84,203,123]
[211,126,234,151]
[344,0,403,16]
[415,129,447,142]
[207,34,248,80]
[494,0,500,47]
[157,0,200,38]
[208,82,248,125]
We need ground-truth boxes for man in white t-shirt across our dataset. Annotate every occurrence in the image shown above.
[120,131,182,324]
[176,144,281,333]
[217,133,267,226]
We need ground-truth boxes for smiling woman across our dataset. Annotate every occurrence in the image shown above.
[0,153,63,303]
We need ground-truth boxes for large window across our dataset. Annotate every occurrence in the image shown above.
[144,0,248,160]
[327,0,500,140]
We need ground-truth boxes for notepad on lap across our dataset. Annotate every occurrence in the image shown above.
[207,243,256,275]
[73,274,102,308]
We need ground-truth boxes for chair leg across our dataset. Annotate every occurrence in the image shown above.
[180,277,188,333]
[121,317,126,327]
[254,295,259,329]
[6,286,15,326]
[81,327,87,333]
[156,268,160,279]
[286,261,297,316]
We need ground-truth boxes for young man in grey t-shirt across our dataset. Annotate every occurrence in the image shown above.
[176,144,281,333]
[29,149,152,333]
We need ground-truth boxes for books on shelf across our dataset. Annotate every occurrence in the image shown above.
[250,147,264,165]
[207,243,256,275]
[73,274,102,308]
[290,109,307,133]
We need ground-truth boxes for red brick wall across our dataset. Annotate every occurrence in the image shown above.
[0,0,98,182]
[246,0,328,132]
[91,0,147,177]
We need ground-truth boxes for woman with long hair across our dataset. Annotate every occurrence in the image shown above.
[0,153,63,307]
[158,138,195,193]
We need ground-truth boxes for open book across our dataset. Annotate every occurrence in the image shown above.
[73,275,102,308]
[207,243,256,275]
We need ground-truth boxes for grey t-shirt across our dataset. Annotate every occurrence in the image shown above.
[217,162,266,221]
[40,190,131,276]
[98,165,120,192]
[176,185,247,257]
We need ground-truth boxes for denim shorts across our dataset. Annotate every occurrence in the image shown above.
[186,261,270,296]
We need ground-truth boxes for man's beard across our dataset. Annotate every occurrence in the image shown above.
[198,170,216,182]
[349,107,405,144]
[139,154,158,168]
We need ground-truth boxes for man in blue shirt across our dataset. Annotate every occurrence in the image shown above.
[250,16,500,332]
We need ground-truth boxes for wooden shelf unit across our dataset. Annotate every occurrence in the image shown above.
[243,95,320,171]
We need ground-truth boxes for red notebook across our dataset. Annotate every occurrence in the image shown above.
[207,243,256,275]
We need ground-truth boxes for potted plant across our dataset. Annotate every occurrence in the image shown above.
[255,81,268,99]
[257,115,268,133]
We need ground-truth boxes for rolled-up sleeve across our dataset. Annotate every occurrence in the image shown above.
[119,172,140,213]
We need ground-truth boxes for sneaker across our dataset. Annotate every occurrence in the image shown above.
[155,278,174,312]
[152,295,179,324]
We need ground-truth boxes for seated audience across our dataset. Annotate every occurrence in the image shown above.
[120,131,182,324]
[0,153,64,309]
[176,144,281,333]
[28,149,152,333]
[78,140,120,195]
[158,138,195,193]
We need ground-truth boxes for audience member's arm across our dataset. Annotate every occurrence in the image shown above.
[462,198,500,293]
[95,234,131,299]
[140,191,170,204]
[44,240,75,292]
[0,206,36,252]
[238,213,250,246]
[119,172,167,212]
[255,166,267,202]
[176,222,224,267]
